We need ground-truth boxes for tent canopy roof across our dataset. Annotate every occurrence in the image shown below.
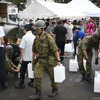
[18,0,100,19]
[18,0,85,19]
[67,0,100,16]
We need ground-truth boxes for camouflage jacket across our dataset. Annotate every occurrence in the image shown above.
[78,36,99,52]
[32,32,58,66]
[5,56,14,73]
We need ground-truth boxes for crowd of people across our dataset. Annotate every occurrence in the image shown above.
[0,17,100,100]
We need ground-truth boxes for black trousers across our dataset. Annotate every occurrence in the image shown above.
[0,47,6,86]
[56,41,65,61]
[20,61,34,84]
[0,67,6,86]
[73,43,77,54]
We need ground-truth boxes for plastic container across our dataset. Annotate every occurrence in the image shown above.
[54,64,65,83]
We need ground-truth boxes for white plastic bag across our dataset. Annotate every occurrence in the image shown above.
[83,59,86,71]
[17,63,21,78]
[54,64,65,83]
[27,63,34,78]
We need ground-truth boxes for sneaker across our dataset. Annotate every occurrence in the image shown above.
[28,82,34,87]
[29,90,41,100]
[49,89,58,97]
[15,83,25,89]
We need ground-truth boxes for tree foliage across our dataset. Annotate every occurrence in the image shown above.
[55,0,100,7]
[6,0,27,11]
[91,0,100,7]
[0,0,99,11]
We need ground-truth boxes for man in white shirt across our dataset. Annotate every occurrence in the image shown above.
[15,24,35,89]
[0,26,7,89]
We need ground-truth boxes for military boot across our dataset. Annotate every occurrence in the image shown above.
[82,74,86,81]
[15,83,25,89]
[49,89,58,97]
[86,75,92,83]
[29,90,41,100]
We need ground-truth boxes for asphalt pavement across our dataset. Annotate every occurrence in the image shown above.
[0,52,100,100]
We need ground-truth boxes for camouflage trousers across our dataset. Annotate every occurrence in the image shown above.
[33,59,58,91]
[77,50,92,75]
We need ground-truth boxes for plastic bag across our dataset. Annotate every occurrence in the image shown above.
[27,63,34,78]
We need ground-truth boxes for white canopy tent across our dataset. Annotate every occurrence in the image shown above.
[18,1,57,19]
[38,1,85,17]
[67,0,100,17]
[18,0,85,19]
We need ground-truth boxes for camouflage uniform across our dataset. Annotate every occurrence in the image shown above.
[32,32,58,91]
[77,36,99,75]
[5,56,14,73]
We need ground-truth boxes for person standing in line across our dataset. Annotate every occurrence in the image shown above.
[0,26,7,89]
[86,19,95,36]
[73,27,86,56]
[46,22,56,35]
[29,19,34,27]
[77,30,100,83]
[15,24,35,88]
[29,20,61,100]
[53,20,67,62]
[45,18,50,30]
[66,21,74,43]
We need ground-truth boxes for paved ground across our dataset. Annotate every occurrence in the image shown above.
[0,53,100,100]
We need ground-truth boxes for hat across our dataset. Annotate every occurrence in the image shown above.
[23,24,31,30]
[5,45,13,53]
[89,19,93,22]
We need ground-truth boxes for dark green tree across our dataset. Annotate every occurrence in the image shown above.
[6,0,27,11]
[91,0,100,7]
[0,0,99,10]
[54,0,100,7]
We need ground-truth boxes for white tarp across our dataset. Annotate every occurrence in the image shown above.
[18,0,85,19]
[67,0,100,17]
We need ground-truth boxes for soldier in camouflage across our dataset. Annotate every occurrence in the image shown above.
[77,30,100,83]
[29,20,61,100]
[5,45,19,73]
